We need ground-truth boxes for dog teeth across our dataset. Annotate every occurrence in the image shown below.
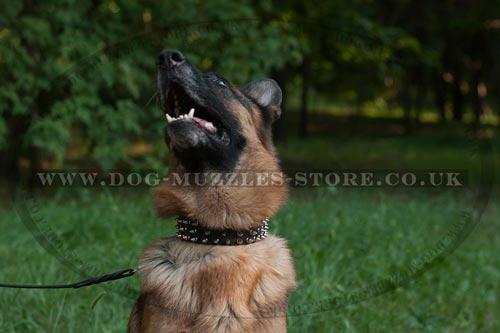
[165,107,217,134]
[166,108,196,124]
[205,122,216,132]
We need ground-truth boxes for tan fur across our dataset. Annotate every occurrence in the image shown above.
[129,83,297,332]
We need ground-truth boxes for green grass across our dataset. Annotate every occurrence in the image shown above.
[279,130,500,170]
[1,132,499,332]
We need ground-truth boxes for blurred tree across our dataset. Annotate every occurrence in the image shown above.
[374,0,500,130]
[0,0,301,181]
[0,1,152,180]
[270,0,405,136]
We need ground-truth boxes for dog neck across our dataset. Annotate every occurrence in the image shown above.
[153,178,287,229]
[153,172,287,230]
[175,216,270,245]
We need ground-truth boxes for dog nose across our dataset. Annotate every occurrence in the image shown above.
[157,50,185,67]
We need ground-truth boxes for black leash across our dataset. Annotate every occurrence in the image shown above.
[0,267,139,289]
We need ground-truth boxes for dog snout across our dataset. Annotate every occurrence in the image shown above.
[157,49,186,68]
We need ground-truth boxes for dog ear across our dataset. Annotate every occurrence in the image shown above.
[242,79,282,122]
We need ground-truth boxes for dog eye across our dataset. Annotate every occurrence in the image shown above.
[213,78,226,87]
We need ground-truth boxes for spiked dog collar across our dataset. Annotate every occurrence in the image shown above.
[175,217,270,245]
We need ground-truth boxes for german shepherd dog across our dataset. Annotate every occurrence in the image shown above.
[128,50,297,332]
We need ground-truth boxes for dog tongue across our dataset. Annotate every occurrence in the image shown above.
[192,116,217,133]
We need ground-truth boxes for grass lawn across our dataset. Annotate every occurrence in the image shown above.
[1,131,499,332]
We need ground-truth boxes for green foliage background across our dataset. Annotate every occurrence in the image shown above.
[3,1,499,175]
[1,1,307,171]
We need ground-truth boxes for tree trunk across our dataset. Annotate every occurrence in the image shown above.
[28,146,43,187]
[434,73,447,123]
[0,148,20,181]
[414,69,425,127]
[471,69,484,134]
[0,115,29,182]
[299,55,310,137]
[452,63,464,122]
[272,66,289,144]
[401,74,413,134]
[437,34,453,124]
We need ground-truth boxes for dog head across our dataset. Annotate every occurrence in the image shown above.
[157,49,282,172]
[154,50,287,229]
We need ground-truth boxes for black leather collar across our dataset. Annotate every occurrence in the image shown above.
[175,216,269,245]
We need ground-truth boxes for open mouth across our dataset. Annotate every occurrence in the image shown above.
[164,83,230,145]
